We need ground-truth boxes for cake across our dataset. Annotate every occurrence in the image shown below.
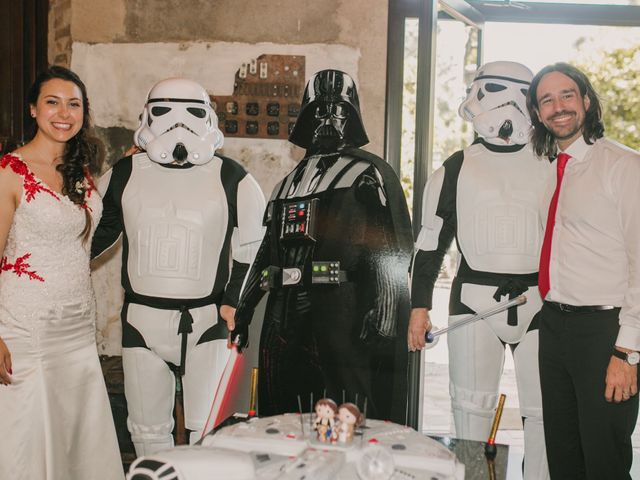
[126,413,465,479]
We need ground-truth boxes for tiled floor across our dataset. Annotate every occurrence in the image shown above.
[423,287,640,479]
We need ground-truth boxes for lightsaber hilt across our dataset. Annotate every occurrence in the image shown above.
[248,367,258,417]
[485,393,506,460]
[426,295,527,343]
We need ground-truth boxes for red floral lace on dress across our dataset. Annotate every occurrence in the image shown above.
[0,153,95,209]
[0,154,96,282]
[0,253,44,282]
[0,154,59,203]
[0,153,53,281]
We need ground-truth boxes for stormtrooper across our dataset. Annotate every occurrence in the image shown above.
[408,61,551,479]
[231,70,413,423]
[91,78,266,456]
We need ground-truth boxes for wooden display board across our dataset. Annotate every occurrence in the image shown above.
[210,54,306,140]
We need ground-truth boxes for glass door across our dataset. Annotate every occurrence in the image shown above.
[385,0,484,430]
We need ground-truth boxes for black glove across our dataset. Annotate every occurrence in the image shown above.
[230,324,249,353]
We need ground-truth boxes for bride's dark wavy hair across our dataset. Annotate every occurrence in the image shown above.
[26,66,103,240]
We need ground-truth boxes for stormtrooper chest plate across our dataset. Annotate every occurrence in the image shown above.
[456,144,551,274]
[122,156,228,298]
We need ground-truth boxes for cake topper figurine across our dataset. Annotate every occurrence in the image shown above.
[337,402,364,443]
[313,398,338,443]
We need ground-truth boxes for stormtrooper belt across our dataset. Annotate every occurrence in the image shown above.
[456,271,537,327]
[260,261,350,290]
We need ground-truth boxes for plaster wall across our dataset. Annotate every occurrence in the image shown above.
[56,0,389,354]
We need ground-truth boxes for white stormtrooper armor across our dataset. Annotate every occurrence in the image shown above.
[412,62,552,479]
[455,143,542,277]
[92,78,265,457]
[120,156,228,298]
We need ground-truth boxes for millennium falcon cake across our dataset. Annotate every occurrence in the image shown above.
[127,413,465,480]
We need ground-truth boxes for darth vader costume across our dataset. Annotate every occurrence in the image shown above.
[232,70,413,423]
[91,78,265,456]
[411,61,551,479]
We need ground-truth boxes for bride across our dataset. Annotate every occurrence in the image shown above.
[0,65,124,480]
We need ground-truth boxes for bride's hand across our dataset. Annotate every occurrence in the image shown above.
[0,337,12,385]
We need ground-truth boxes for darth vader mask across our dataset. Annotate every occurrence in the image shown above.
[289,70,369,152]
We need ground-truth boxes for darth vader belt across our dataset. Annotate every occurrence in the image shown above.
[310,261,348,285]
[260,261,349,290]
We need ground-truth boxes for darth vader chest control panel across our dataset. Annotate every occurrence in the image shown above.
[258,198,347,290]
[280,199,318,242]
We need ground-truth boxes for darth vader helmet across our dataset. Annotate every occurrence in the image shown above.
[458,61,533,145]
[134,78,223,165]
[289,70,369,151]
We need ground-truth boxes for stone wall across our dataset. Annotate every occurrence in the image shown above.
[48,0,72,67]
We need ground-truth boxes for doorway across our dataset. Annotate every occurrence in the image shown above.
[0,0,48,151]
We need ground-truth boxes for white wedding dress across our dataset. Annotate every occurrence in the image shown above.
[0,153,124,480]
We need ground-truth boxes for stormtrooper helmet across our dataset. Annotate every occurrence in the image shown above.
[134,78,223,165]
[458,61,533,145]
[289,69,369,151]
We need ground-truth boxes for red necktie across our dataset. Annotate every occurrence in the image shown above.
[538,153,571,300]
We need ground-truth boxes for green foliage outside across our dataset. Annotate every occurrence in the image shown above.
[576,45,640,151]
[401,21,477,210]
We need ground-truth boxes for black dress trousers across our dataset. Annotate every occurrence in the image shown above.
[539,303,639,480]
